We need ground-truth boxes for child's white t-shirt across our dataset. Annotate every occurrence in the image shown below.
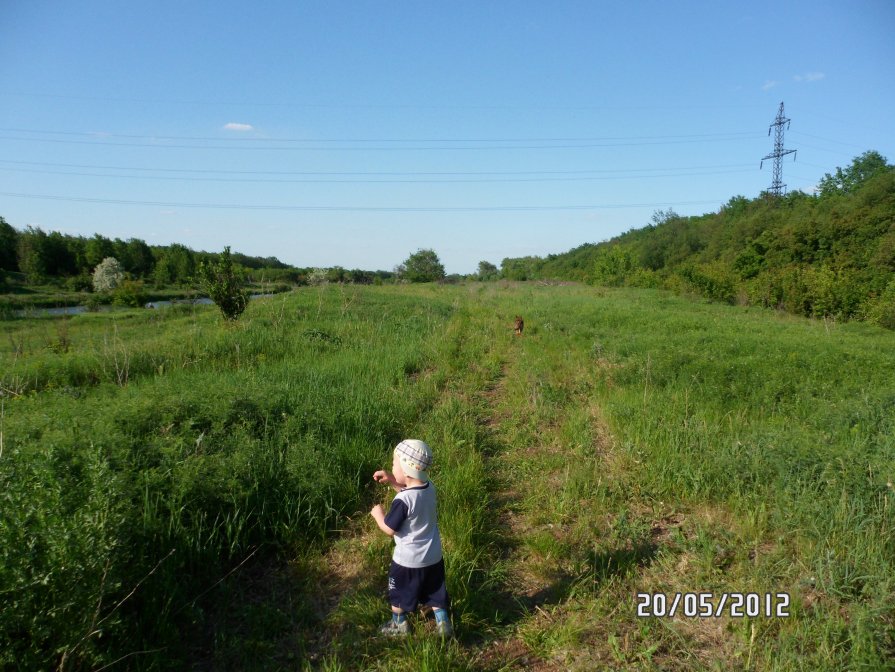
[383,481,443,568]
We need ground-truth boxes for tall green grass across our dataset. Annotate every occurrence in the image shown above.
[1,286,459,669]
[2,283,892,669]
[493,286,894,669]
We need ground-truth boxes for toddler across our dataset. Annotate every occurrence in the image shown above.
[370,439,452,637]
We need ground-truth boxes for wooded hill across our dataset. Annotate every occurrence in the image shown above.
[500,151,895,329]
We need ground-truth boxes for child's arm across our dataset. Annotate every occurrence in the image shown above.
[370,504,396,536]
[373,470,405,493]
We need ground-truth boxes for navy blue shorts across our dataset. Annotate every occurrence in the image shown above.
[387,559,449,612]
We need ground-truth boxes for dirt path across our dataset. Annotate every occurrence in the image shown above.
[294,311,649,670]
[291,293,795,671]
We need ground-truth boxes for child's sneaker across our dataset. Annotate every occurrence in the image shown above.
[435,619,453,638]
[380,619,410,637]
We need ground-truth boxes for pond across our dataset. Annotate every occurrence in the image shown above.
[13,294,277,318]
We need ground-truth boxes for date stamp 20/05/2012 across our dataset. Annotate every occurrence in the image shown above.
[636,592,791,618]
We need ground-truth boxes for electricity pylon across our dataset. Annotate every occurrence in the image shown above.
[761,102,797,196]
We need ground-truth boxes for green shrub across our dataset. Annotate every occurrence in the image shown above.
[65,274,92,292]
[677,261,736,304]
[198,247,249,320]
[84,293,104,312]
[0,444,126,670]
[865,279,895,329]
[111,279,147,308]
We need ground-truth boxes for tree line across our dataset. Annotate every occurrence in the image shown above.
[0,224,300,289]
[0,224,475,293]
[0,224,407,291]
[497,151,895,328]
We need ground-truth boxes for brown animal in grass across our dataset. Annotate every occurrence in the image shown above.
[513,316,524,335]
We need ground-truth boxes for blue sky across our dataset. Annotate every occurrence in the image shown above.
[1,1,893,274]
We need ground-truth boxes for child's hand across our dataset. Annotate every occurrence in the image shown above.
[373,470,391,484]
[370,503,385,519]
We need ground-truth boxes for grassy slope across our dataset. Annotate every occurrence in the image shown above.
[1,284,893,670]
[477,286,894,670]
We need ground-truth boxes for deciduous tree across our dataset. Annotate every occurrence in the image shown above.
[397,249,446,283]
[0,217,18,272]
[17,226,49,283]
[85,234,115,270]
[818,150,890,196]
[477,260,499,280]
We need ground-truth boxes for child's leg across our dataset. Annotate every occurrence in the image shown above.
[381,562,416,635]
[420,560,452,634]
[432,607,449,623]
[390,606,407,623]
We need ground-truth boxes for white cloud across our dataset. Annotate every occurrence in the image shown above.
[762,80,779,91]
[794,72,825,82]
[223,122,254,131]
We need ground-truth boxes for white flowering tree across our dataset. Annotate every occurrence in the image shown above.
[307,267,328,285]
[92,257,124,292]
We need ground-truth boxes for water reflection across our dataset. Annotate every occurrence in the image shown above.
[13,293,276,318]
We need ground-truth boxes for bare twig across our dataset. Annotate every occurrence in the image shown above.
[0,349,19,459]
[642,354,652,406]
[339,285,356,317]
[174,545,261,614]
[89,647,166,672]
[100,323,130,387]
[95,548,175,630]
[58,549,174,671]
[59,557,113,670]
[88,556,113,634]
[0,382,23,397]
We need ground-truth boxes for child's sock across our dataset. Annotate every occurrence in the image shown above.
[433,608,449,624]
[392,612,407,624]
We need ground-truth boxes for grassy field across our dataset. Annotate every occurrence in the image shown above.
[1,283,893,670]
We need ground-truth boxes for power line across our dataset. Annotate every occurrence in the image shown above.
[0,126,757,144]
[0,133,758,152]
[0,158,756,177]
[786,141,861,159]
[0,191,726,212]
[0,165,755,185]
[0,91,771,112]
[789,130,869,150]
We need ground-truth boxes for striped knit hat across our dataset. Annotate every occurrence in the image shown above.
[394,439,433,482]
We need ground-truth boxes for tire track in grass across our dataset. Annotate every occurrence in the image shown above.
[472,307,690,671]
[297,300,513,670]
[478,291,752,671]
[295,284,859,671]
[291,289,728,670]
[472,327,600,671]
